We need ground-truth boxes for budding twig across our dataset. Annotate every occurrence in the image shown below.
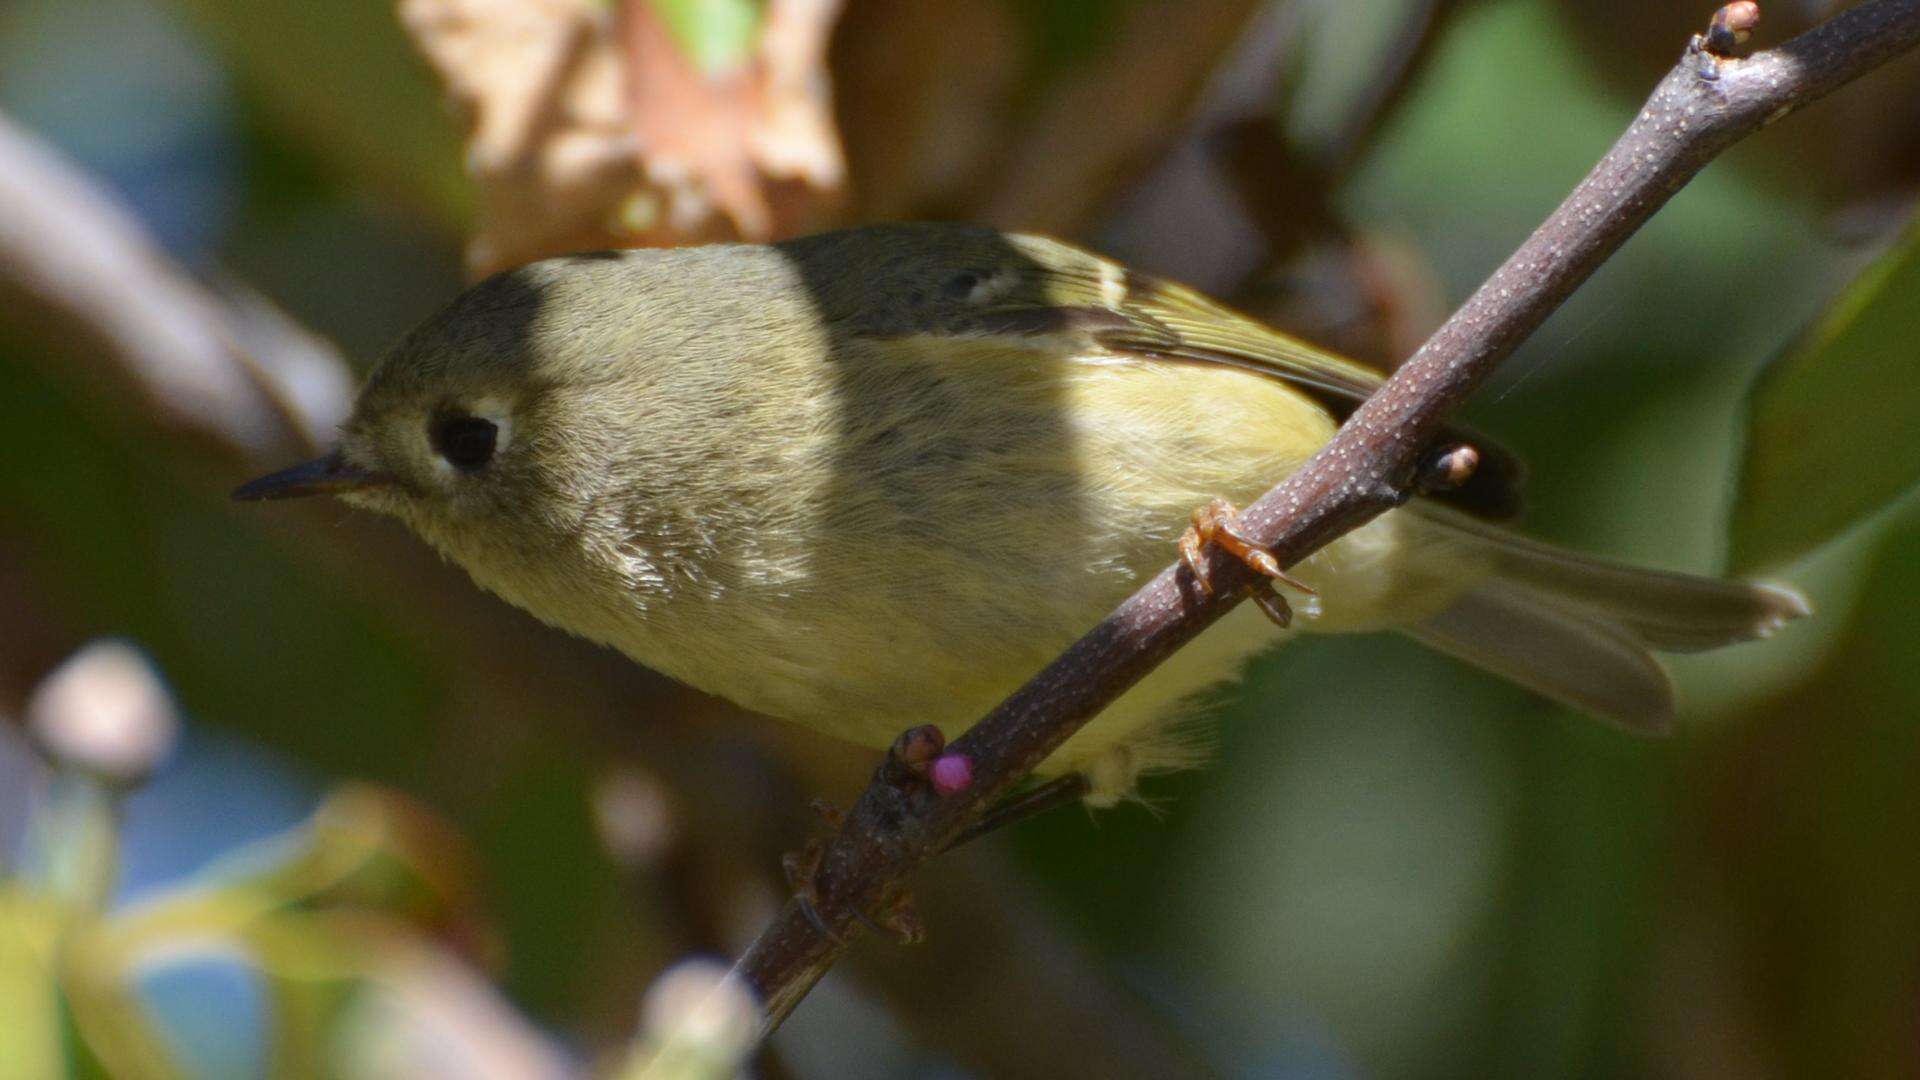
[729,0,1920,1037]
[1705,2,1764,56]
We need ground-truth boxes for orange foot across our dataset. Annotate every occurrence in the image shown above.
[1178,498,1316,629]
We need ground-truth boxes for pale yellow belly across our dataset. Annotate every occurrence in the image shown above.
[581,357,1480,800]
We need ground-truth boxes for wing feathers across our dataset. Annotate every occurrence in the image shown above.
[1043,256,1526,519]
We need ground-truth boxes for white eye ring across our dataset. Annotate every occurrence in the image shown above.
[472,398,514,455]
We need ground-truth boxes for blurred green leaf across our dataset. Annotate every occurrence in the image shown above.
[61,945,186,1080]
[103,785,486,961]
[0,890,66,1079]
[649,0,763,74]
[75,784,499,1077]
[1731,217,1920,573]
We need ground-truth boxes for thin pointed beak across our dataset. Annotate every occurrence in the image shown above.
[232,451,386,502]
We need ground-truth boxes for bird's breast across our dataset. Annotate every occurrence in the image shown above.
[545,347,1441,744]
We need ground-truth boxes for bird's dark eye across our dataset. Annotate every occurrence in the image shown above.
[942,270,985,299]
[431,415,497,471]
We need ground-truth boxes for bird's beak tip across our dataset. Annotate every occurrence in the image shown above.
[233,452,380,502]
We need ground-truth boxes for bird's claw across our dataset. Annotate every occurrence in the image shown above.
[784,816,924,946]
[1178,498,1314,628]
[783,840,845,944]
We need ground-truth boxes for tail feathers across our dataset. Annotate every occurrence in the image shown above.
[1451,520,1808,651]
[1406,583,1678,733]
[1406,508,1811,732]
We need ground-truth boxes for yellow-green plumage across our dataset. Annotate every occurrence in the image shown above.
[284,223,1804,803]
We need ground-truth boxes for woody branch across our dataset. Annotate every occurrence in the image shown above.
[729,0,1920,1036]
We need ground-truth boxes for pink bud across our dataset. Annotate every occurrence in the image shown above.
[930,754,973,796]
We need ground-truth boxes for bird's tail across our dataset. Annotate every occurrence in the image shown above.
[1401,509,1809,732]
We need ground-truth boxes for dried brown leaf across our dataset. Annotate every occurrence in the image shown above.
[830,1,1029,220]
[399,0,844,277]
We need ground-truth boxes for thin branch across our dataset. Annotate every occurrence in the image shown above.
[0,114,352,457]
[731,0,1920,1034]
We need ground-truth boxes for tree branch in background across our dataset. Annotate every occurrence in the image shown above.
[1320,0,1469,181]
[1092,0,1469,365]
[732,0,1920,1035]
[0,114,352,457]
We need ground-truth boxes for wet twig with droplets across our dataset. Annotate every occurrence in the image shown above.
[730,0,1920,1036]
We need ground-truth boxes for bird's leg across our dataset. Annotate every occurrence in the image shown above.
[781,839,844,944]
[784,829,925,945]
[1179,497,1314,593]
[786,797,847,940]
[939,773,1090,853]
[784,725,959,945]
[1178,497,1315,628]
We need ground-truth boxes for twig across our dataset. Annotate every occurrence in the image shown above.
[0,114,352,457]
[731,0,1920,1034]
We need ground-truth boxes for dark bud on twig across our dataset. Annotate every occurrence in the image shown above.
[886,724,972,797]
[1705,2,1762,56]
[1414,443,1481,495]
[885,724,946,782]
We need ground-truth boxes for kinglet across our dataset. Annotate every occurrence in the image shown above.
[237,223,1806,803]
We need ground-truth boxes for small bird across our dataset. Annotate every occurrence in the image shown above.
[237,223,1806,805]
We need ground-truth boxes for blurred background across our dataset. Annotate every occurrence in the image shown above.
[2,0,1917,1076]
